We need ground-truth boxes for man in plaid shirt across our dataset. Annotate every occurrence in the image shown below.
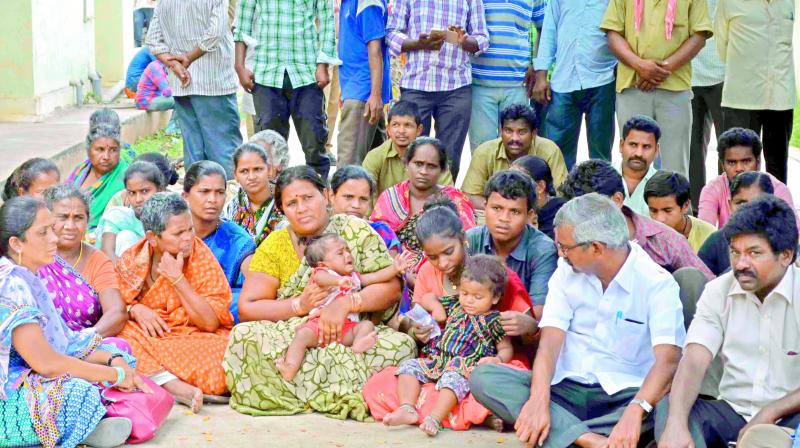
[234,0,339,180]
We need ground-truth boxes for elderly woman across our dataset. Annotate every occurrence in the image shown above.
[117,192,233,413]
[222,131,290,245]
[0,196,147,448]
[370,137,476,284]
[2,158,60,202]
[66,123,129,230]
[41,185,129,342]
[183,161,256,323]
[95,161,167,260]
[223,166,415,420]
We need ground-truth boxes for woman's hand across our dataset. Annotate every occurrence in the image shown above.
[500,311,538,337]
[318,296,350,346]
[115,365,154,394]
[157,252,185,284]
[410,321,435,343]
[297,281,331,315]
[129,304,171,337]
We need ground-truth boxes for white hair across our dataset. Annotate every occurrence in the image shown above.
[553,193,629,249]
[248,130,290,169]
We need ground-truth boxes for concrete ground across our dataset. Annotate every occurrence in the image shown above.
[139,404,508,447]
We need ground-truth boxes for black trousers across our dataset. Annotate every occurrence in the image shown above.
[722,107,793,183]
[689,83,723,213]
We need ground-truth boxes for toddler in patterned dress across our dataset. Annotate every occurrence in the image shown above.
[277,233,411,381]
[383,254,513,436]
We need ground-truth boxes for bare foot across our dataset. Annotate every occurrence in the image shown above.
[276,357,299,382]
[484,414,504,432]
[419,415,442,437]
[351,330,378,354]
[382,406,418,427]
[163,378,203,413]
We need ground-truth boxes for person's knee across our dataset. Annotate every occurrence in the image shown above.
[468,364,506,400]
[738,424,794,448]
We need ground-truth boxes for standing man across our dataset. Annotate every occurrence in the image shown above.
[532,0,618,170]
[134,0,157,48]
[468,0,544,152]
[472,192,685,448]
[147,0,243,179]
[657,195,800,448]
[688,0,725,212]
[235,0,338,180]
[336,0,391,166]
[716,0,795,183]
[600,0,712,179]
[616,115,660,216]
[386,0,490,181]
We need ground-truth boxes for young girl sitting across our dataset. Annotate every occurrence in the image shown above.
[276,233,411,381]
[383,254,513,436]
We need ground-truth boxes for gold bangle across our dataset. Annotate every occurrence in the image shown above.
[350,292,363,313]
[170,273,184,286]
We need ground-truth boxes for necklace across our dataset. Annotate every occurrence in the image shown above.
[71,244,84,269]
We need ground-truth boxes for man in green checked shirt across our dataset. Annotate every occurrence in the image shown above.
[234,0,340,180]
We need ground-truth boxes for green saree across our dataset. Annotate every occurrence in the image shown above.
[66,158,129,230]
[223,214,416,420]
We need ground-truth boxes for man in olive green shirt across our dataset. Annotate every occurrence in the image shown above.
[462,104,566,210]
[600,0,712,180]
[362,100,453,196]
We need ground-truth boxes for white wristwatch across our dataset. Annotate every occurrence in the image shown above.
[630,398,653,415]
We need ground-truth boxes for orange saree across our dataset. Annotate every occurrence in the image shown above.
[116,237,233,395]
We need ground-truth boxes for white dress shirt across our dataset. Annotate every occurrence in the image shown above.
[540,242,686,395]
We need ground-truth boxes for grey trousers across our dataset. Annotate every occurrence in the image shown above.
[336,99,386,166]
[616,88,693,179]
[469,365,649,448]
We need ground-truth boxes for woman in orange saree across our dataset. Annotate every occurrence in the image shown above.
[116,192,233,413]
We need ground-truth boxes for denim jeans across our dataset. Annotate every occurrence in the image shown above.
[173,94,242,179]
[468,85,529,152]
[542,81,615,171]
[133,8,154,48]
[252,73,331,179]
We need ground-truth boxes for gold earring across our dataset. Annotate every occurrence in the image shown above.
[16,251,22,265]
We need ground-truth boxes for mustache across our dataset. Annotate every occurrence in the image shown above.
[734,269,757,279]
[627,156,646,164]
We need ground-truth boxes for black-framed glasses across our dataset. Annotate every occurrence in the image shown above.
[556,241,591,255]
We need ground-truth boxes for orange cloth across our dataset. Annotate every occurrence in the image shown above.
[116,237,233,394]
[81,249,119,294]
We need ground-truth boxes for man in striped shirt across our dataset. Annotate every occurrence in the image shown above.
[146,0,243,179]
[386,0,490,181]
[468,0,545,152]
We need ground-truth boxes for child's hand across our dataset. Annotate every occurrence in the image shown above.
[477,356,501,365]
[338,277,353,289]
[393,251,415,275]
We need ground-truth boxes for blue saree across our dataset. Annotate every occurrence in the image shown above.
[203,219,257,323]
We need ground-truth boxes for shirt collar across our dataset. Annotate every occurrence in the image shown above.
[497,141,510,161]
[623,205,663,240]
[728,264,797,304]
[481,224,534,263]
[609,242,640,293]
[616,160,658,195]
[387,142,400,159]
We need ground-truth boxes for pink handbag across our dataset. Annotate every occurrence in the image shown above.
[102,376,174,444]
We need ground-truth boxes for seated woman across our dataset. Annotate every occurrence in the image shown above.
[510,155,565,239]
[370,137,476,286]
[96,161,167,261]
[363,203,534,431]
[117,192,234,413]
[66,123,128,232]
[223,166,416,420]
[0,196,147,448]
[104,151,179,212]
[183,161,256,323]
[41,185,129,346]
[2,158,60,202]
[221,132,291,246]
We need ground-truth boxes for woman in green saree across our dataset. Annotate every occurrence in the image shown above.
[223,166,416,421]
[66,123,129,232]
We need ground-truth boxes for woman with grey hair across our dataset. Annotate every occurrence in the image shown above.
[65,122,128,231]
[116,192,234,413]
[40,185,129,344]
[221,139,287,245]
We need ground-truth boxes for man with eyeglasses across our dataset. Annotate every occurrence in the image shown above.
[471,193,685,447]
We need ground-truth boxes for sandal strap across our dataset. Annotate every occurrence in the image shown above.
[423,415,443,431]
[399,403,418,416]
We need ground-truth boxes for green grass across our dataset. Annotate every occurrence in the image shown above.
[131,130,183,160]
[791,99,800,148]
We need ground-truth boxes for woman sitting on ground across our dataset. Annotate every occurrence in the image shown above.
[66,123,129,231]
[221,131,291,245]
[370,137,476,286]
[117,192,234,413]
[0,196,147,448]
[104,151,179,212]
[41,185,129,347]
[223,166,416,420]
[95,161,167,261]
[510,155,565,239]
[183,161,256,323]
[2,158,60,202]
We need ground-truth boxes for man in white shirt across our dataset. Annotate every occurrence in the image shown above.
[657,195,800,448]
[471,193,685,448]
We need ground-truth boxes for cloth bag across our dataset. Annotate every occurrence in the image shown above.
[102,376,174,444]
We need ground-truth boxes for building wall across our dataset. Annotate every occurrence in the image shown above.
[0,1,36,118]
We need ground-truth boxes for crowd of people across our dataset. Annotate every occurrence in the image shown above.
[1,0,799,446]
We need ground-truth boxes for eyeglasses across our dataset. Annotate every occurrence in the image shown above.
[556,241,591,255]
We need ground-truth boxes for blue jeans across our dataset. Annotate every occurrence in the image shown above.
[543,81,616,170]
[173,94,242,179]
[133,8,154,48]
[468,85,529,152]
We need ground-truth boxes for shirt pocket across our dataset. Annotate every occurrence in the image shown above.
[776,347,800,385]
[612,317,649,363]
